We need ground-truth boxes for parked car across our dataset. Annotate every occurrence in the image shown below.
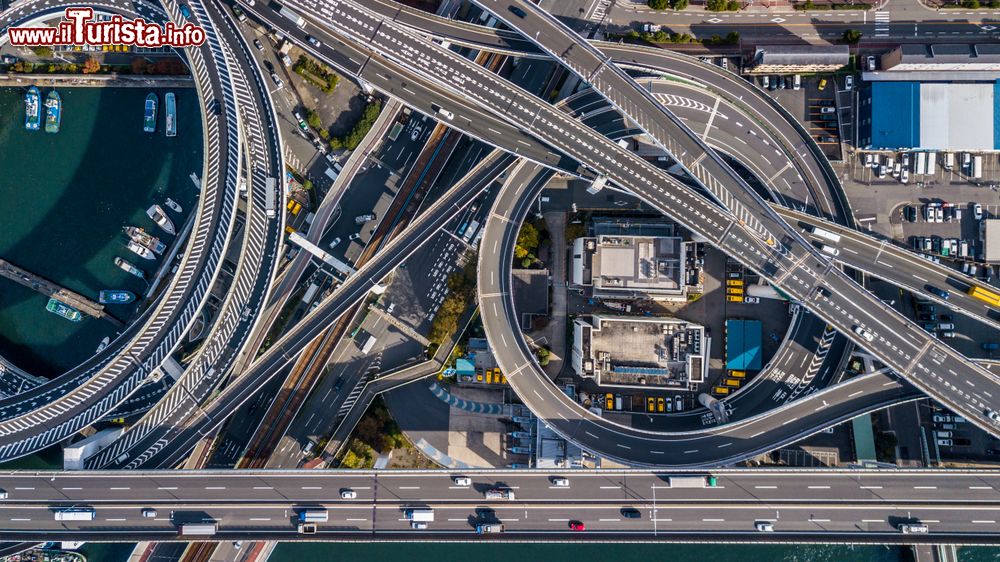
[253,38,263,50]
[975,203,984,220]
[845,75,854,90]
[866,55,876,71]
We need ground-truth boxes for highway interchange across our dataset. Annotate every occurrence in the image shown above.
[1,0,1000,545]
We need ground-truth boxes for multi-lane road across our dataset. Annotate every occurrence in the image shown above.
[10,469,1000,542]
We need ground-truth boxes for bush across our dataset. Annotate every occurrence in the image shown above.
[841,29,862,44]
[293,55,340,93]
[648,0,670,7]
[706,0,740,10]
[31,46,53,58]
[329,99,383,151]
[82,57,100,74]
[515,222,540,259]
[673,0,690,8]
[306,109,322,130]
[536,347,551,366]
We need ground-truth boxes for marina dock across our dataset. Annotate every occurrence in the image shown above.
[0,258,123,327]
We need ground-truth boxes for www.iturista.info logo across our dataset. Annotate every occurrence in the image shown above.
[6,7,206,48]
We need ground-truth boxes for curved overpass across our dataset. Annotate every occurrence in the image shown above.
[0,0,243,460]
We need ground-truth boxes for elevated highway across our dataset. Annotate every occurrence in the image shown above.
[6,469,1000,543]
[296,0,1000,454]
[0,0,244,461]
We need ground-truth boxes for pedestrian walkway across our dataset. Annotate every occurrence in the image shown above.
[428,382,506,415]
[412,438,480,469]
[874,11,891,36]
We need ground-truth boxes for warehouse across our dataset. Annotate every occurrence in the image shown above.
[858,81,1000,151]
[725,319,762,371]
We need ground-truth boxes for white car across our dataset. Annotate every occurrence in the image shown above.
[142,508,157,518]
[975,203,983,220]
[937,438,953,447]
[410,126,422,141]
[743,296,760,304]
[866,55,876,71]
[411,521,428,529]
[307,35,322,47]
[845,75,854,90]
[340,489,357,499]
[328,237,341,249]
[852,325,875,342]
[453,476,471,486]
[551,477,570,488]
[755,521,775,532]
[987,409,1000,423]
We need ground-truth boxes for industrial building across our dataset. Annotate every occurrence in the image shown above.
[571,315,708,390]
[571,234,687,300]
[880,44,1000,73]
[726,319,763,371]
[745,44,849,75]
[858,81,1000,151]
[982,220,1000,263]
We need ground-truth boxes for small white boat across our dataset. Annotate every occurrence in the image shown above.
[146,204,176,235]
[96,336,110,353]
[165,197,182,213]
[126,241,155,260]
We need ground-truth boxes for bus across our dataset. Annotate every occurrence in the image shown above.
[54,508,95,521]
[265,178,277,218]
[809,226,841,244]
[968,286,1000,307]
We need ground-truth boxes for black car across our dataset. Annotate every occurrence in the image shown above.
[263,59,274,72]
[621,508,641,519]
[509,6,527,17]
[927,285,951,300]
[904,206,917,222]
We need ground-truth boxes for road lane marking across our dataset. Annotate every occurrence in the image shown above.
[754,485,778,489]
[859,486,883,490]
[808,486,831,489]
[914,486,937,490]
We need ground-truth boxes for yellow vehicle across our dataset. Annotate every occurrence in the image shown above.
[729,370,746,379]
[712,386,731,396]
[723,378,742,387]
[968,286,1000,308]
[486,371,493,384]
[818,78,828,90]
[606,393,615,410]
[647,397,656,412]
[476,373,483,382]
[727,287,744,296]
[726,279,744,287]
[727,295,744,303]
[500,373,507,385]
[657,397,665,412]
[284,226,297,234]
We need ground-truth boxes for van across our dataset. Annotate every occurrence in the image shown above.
[938,323,955,330]
[821,244,840,256]
[712,386,730,396]
[727,295,744,303]
[793,74,801,90]
[935,430,953,438]
[723,378,741,387]
[727,287,744,296]
[615,394,623,410]
[729,371,746,378]
[899,523,929,534]
[726,279,743,287]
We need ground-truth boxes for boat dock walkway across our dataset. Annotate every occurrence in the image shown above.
[0,258,123,327]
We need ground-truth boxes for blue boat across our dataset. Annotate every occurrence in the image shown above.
[165,92,176,137]
[24,86,40,130]
[99,290,136,304]
[143,93,157,133]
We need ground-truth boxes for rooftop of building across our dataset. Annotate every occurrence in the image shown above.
[590,235,684,294]
[750,44,849,67]
[983,220,1000,262]
[896,43,1000,65]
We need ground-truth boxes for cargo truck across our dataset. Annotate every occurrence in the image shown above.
[809,226,841,244]
[265,178,276,218]
[667,475,718,488]
[179,523,218,536]
[477,523,505,534]
[299,509,329,523]
[404,508,435,522]
[484,488,516,500]
[279,5,305,27]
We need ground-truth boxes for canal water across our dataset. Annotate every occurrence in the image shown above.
[0,86,201,377]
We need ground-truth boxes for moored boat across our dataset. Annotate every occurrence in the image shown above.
[165,92,176,137]
[46,298,82,322]
[146,204,176,235]
[44,90,61,133]
[96,336,110,353]
[124,226,166,254]
[126,240,155,260]
[114,256,145,279]
[24,86,40,131]
[99,290,136,304]
[165,197,182,213]
[143,92,157,133]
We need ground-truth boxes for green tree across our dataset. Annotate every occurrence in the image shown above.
[302,179,314,191]
[648,0,670,7]
[672,0,690,9]
[536,347,551,366]
[841,28,862,44]
[31,46,53,58]
[306,109,322,130]
[515,222,540,258]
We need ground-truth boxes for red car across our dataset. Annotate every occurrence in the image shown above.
[569,521,585,531]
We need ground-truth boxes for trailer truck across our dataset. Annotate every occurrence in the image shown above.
[667,475,718,488]
[54,508,96,521]
[278,5,305,27]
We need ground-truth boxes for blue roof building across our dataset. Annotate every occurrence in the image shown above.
[726,319,762,371]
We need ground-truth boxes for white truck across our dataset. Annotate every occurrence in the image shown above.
[484,488,516,500]
[264,178,277,218]
[810,226,841,244]
[361,335,377,355]
[404,508,435,522]
[179,523,218,536]
[298,509,329,523]
[667,475,718,488]
[279,5,305,28]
